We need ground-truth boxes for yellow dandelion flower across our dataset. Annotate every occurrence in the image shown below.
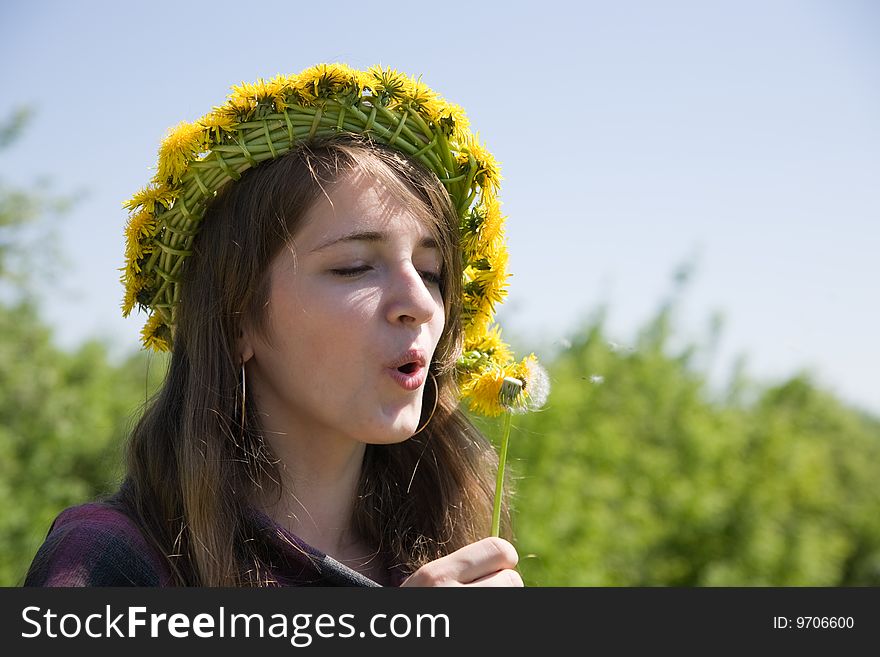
[289,69,319,101]
[121,274,144,317]
[464,324,502,352]
[121,288,137,317]
[123,184,177,214]
[462,366,508,417]
[350,68,373,94]
[454,152,473,192]
[141,312,171,352]
[227,85,254,114]
[460,192,506,260]
[464,249,509,321]
[434,101,470,138]
[265,74,291,107]
[463,309,492,345]
[483,248,509,301]
[268,73,305,109]
[486,270,510,310]
[198,110,237,142]
[464,324,514,366]
[479,192,504,251]
[464,133,502,191]
[124,208,157,243]
[123,235,154,268]
[483,238,508,270]
[368,65,409,104]
[218,93,250,118]
[228,78,285,116]
[463,356,547,417]
[119,258,145,300]
[324,62,360,79]
[294,63,360,102]
[407,75,440,110]
[461,263,485,296]
[123,241,141,268]
[462,251,508,325]
[459,207,482,257]
[156,121,205,184]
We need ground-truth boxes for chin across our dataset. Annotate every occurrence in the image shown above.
[360,410,422,445]
[377,422,421,444]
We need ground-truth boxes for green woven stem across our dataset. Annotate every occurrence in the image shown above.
[369,102,443,167]
[339,100,445,172]
[186,112,440,204]
[173,108,454,232]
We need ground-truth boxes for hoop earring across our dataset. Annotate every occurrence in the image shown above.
[411,373,439,436]
[239,361,247,441]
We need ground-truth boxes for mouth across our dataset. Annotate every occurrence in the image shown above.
[386,350,428,391]
[397,362,420,375]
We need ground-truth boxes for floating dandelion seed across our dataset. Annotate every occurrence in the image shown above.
[589,375,604,385]
[608,341,634,353]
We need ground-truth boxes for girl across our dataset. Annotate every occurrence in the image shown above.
[25,64,540,587]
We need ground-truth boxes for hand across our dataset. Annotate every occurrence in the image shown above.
[400,537,523,587]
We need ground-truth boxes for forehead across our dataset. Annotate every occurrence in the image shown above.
[294,168,437,247]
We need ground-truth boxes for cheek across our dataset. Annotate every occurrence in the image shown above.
[270,288,377,367]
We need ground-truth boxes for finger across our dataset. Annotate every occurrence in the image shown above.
[437,537,519,583]
[466,568,524,587]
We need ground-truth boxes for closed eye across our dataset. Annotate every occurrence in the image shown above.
[331,266,442,286]
[420,271,442,286]
[331,266,372,278]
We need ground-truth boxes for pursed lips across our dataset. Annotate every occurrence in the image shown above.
[385,348,428,391]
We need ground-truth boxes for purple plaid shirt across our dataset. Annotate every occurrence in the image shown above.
[24,502,405,587]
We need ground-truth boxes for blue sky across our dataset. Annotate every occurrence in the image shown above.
[1,0,878,415]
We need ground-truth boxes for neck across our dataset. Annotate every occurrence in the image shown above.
[259,430,366,555]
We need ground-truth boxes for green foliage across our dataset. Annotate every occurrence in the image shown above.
[0,109,168,585]
[0,300,167,585]
[475,307,880,586]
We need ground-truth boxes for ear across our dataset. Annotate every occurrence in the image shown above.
[237,325,255,365]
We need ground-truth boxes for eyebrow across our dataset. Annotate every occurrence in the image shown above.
[309,230,439,254]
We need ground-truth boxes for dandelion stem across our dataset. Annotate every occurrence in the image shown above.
[491,411,513,537]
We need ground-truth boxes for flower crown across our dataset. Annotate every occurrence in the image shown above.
[121,63,544,416]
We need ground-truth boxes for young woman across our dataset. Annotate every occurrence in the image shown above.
[24,64,542,587]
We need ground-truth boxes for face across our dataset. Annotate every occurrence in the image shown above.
[241,168,446,447]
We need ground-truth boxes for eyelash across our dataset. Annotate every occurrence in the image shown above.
[332,266,442,286]
[421,271,443,286]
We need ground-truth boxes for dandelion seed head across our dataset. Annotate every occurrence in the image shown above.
[499,376,523,407]
[509,357,550,414]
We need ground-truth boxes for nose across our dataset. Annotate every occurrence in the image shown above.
[385,261,441,327]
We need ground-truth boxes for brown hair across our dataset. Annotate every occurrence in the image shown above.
[117,135,510,585]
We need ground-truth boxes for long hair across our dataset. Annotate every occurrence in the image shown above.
[116,135,510,586]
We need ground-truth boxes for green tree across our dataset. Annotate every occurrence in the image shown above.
[476,301,880,586]
[0,110,168,585]
[0,304,166,584]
